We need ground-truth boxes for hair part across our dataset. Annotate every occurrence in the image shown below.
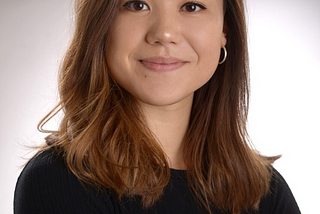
[38,0,279,213]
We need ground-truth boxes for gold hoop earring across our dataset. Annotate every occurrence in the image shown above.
[218,46,227,65]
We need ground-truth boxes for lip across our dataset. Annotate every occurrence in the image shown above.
[139,57,188,72]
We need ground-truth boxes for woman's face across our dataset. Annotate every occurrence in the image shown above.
[106,0,227,107]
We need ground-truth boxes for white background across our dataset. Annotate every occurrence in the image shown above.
[1,0,319,213]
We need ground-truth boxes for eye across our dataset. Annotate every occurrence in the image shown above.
[123,1,149,11]
[181,2,206,12]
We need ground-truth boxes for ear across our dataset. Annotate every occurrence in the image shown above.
[221,32,227,47]
[221,22,228,47]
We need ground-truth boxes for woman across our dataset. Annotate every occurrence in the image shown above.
[14,0,300,213]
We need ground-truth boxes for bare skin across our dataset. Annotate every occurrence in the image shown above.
[107,0,226,169]
[139,93,193,169]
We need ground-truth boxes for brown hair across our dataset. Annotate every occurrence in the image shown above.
[39,0,278,213]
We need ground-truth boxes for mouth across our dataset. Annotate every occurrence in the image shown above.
[139,57,188,72]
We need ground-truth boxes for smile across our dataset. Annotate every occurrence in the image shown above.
[139,57,188,72]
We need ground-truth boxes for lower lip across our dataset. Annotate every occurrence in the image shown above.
[139,60,187,72]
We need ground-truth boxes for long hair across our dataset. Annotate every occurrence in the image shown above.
[38,0,278,213]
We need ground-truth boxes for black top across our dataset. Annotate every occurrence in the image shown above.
[14,149,301,214]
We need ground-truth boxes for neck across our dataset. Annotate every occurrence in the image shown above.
[139,94,193,170]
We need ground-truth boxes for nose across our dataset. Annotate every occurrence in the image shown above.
[146,11,182,45]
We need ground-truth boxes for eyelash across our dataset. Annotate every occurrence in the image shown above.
[123,1,149,11]
[181,1,207,12]
[122,1,207,12]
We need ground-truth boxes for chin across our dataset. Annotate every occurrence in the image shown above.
[135,92,194,108]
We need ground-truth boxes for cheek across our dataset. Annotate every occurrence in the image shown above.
[185,27,223,89]
[183,18,224,64]
[107,17,145,62]
[198,28,222,58]
[106,22,136,80]
[193,30,222,77]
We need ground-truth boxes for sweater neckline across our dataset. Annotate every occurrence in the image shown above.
[170,168,187,180]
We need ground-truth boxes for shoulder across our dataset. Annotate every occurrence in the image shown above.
[259,167,301,214]
[14,148,118,214]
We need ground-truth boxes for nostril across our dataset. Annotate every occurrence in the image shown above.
[146,27,182,45]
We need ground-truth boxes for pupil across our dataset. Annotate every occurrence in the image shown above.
[133,3,143,10]
[186,5,195,12]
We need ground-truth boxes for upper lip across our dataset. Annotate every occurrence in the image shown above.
[139,57,187,64]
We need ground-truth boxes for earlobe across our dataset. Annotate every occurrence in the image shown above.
[221,33,227,47]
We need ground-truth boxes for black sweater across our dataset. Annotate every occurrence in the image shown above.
[14,149,301,214]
